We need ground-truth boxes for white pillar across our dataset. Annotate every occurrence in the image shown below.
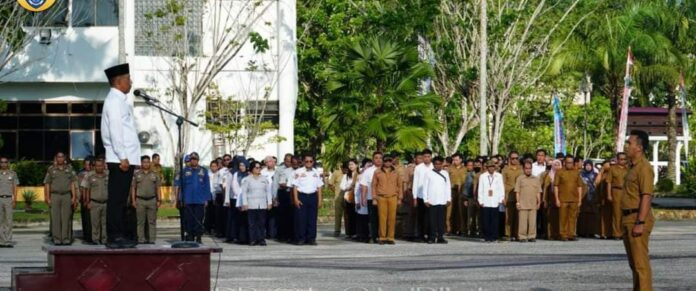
[676,141,683,185]
[276,0,297,157]
[653,141,660,184]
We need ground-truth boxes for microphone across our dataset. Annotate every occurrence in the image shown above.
[133,89,159,103]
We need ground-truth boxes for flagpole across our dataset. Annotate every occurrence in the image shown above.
[616,47,634,153]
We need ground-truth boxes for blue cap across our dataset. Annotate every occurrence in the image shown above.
[184,154,191,163]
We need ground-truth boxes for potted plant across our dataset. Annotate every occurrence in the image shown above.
[22,190,37,211]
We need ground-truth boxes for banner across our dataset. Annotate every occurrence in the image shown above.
[615,48,635,152]
[553,94,566,156]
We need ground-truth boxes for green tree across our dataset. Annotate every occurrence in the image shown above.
[320,37,440,168]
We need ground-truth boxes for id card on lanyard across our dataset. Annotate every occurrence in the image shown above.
[488,176,494,197]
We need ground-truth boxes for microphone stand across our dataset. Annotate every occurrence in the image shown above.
[141,98,198,241]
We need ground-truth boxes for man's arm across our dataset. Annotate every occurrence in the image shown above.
[105,100,130,170]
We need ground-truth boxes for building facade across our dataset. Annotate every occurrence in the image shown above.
[0,0,297,166]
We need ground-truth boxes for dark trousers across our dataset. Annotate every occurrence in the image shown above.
[344,201,356,237]
[238,210,249,243]
[106,163,135,242]
[537,204,547,238]
[428,204,446,240]
[367,199,378,241]
[355,213,369,240]
[482,207,501,241]
[226,199,239,241]
[417,198,430,239]
[184,204,205,238]
[294,193,318,243]
[266,206,277,239]
[214,193,227,237]
[248,209,268,243]
[204,198,215,234]
[277,189,294,241]
[80,200,91,242]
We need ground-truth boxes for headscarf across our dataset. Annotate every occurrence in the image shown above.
[548,159,562,182]
[581,160,598,201]
[233,156,249,184]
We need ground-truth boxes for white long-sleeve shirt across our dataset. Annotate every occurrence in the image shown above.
[101,88,141,165]
[261,168,276,199]
[477,171,505,207]
[422,170,452,206]
[359,166,377,200]
[412,163,434,199]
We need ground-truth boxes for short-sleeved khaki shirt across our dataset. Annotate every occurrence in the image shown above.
[133,170,161,198]
[515,174,542,209]
[607,165,628,188]
[553,169,583,202]
[0,170,19,196]
[83,172,109,201]
[502,165,523,200]
[448,166,467,188]
[44,165,77,194]
[622,157,654,210]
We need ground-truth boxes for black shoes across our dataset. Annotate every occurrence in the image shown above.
[436,238,448,244]
[106,237,137,249]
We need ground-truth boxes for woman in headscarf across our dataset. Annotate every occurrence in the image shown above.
[541,159,562,240]
[578,160,600,238]
[224,156,249,243]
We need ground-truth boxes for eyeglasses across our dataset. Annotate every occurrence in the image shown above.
[304,160,313,164]
[510,157,519,160]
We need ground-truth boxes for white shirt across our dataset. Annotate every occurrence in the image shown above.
[224,172,244,203]
[291,167,324,194]
[101,88,141,165]
[261,167,277,198]
[209,170,224,199]
[422,170,452,206]
[359,166,378,200]
[340,174,354,191]
[412,163,434,199]
[532,162,547,177]
[477,171,505,207]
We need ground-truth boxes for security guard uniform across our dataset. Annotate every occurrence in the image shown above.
[77,169,92,242]
[133,169,161,243]
[0,170,19,247]
[622,156,655,291]
[83,171,109,244]
[44,165,77,245]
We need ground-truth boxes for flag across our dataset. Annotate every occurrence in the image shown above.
[680,71,689,156]
[553,94,566,156]
[615,47,635,152]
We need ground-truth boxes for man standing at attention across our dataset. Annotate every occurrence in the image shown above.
[515,161,542,242]
[412,149,434,242]
[607,152,629,240]
[502,151,523,241]
[622,130,655,291]
[553,155,583,241]
[101,63,141,248]
[0,156,18,248]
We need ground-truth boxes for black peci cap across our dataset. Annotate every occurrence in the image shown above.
[104,63,130,80]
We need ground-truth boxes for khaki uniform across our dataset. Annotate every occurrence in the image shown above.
[447,166,467,234]
[329,169,344,234]
[401,164,417,238]
[515,174,541,240]
[44,165,77,244]
[597,171,613,238]
[607,165,628,238]
[0,170,19,246]
[541,171,558,239]
[82,172,108,243]
[77,170,92,242]
[622,157,655,291]
[372,168,403,242]
[553,169,583,240]
[133,170,161,243]
[502,165,523,238]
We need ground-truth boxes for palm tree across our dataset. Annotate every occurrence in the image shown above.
[321,37,440,166]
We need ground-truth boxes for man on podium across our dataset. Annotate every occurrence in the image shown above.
[101,63,141,248]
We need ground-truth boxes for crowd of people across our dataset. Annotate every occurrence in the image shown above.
[0,141,641,247]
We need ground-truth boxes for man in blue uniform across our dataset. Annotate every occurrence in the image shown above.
[174,152,211,243]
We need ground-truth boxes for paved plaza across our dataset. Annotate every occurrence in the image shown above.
[2,220,696,290]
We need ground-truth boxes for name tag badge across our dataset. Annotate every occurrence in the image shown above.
[488,190,493,197]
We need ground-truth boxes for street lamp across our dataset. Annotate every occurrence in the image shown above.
[579,73,593,158]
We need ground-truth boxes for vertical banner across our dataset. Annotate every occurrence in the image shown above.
[680,72,689,156]
[553,94,566,156]
[615,48,635,152]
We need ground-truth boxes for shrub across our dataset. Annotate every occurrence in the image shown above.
[655,178,675,193]
[679,158,696,198]
[11,160,49,186]
[22,190,37,209]
[161,167,174,186]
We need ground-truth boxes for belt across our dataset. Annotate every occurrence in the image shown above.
[90,199,107,203]
[622,209,639,216]
[51,192,70,195]
[137,196,157,201]
[612,186,624,190]
[0,195,11,198]
[299,192,317,195]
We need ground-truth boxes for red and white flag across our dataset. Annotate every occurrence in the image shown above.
[615,47,635,153]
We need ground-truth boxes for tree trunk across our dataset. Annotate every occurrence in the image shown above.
[118,0,125,63]
[491,109,503,155]
[478,0,488,156]
[667,92,678,183]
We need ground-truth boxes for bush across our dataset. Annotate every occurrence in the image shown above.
[161,167,174,186]
[655,178,675,193]
[11,160,49,186]
[679,158,696,198]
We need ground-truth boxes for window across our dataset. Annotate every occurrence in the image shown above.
[72,0,118,27]
[134,0,203,56]
[18,132,44,160]
[0,132,16,159]
[45,131,70,159]
[46,103,68,114]
[71,103,94,114]
[71,131,94,160]
[19,103,42,114]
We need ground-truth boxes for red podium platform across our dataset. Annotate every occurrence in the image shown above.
[12,244,222,291]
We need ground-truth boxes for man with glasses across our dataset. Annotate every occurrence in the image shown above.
[291,154,324,245]
[174,152,211,243]
[0,156,19,248]
[553,155,584,241]
[502,151,523,241]
[44,152,78,245]
[607,152,629,240]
